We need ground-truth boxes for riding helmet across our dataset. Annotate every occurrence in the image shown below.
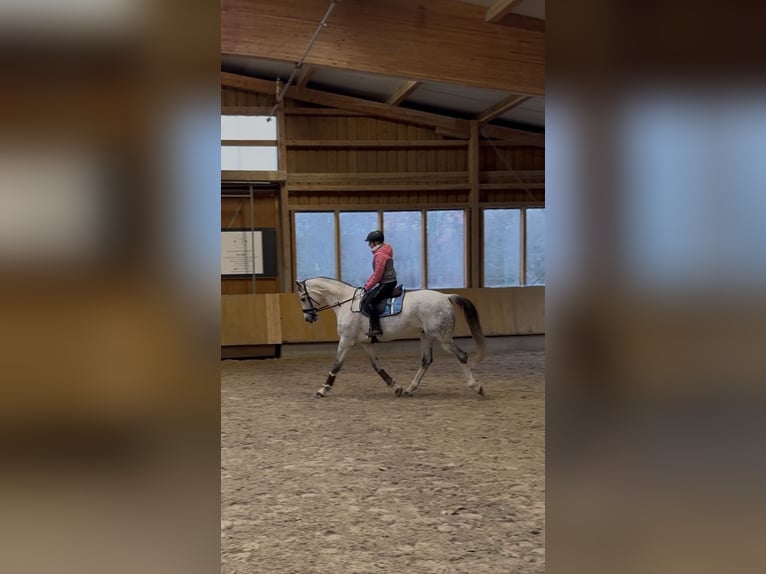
[365,230,384,243]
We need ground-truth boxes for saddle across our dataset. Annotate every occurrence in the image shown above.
[357,284,404,318]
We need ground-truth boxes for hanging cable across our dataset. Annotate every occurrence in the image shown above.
[266,0,338,119]
[226,198,245,228]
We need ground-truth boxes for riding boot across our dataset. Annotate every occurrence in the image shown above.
[368,315,383,337]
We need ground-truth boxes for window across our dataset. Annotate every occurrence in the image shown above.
[484,209,521,286]
[293,209,468,290]
[483,208,545,287]
[221,116,276,140]
[220,115,278,171]
[339,211,378,286]
[383,211,423,289]
[295,212,335,280]
[427,210,466,288]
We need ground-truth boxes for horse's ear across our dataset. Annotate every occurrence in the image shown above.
[295,280,302,291]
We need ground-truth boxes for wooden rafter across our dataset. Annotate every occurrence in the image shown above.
[286,139,466,149]
[222,72,471,138]
[221,73,545,147]
[295,65,315,89]
[478,124,544,147]
[433,124,543,147]
[476,94,530,123]
[387,80,421,106]
[486,0,524,23]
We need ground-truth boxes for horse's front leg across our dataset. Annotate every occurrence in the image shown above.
[362,343,403,397]
[314,338,354,398]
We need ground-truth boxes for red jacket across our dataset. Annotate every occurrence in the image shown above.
[364,243,396,291]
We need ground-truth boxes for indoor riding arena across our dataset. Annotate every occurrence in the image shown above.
[221,1,545,572]
[222,338,544,573]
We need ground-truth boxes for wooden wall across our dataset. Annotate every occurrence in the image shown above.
[221,87,273,110]
[221,293,282,345]
[279,286,544,343]
[221,286,543,352]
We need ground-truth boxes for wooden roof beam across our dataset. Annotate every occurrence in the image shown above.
[479,123,544,147]
[222,72,470,138]
[387,80,421,106]
[295,65,315,89]
[476,94,530,123]
[486,0,524,24]
[432,123,543,147]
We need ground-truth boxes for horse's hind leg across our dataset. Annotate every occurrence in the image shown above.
[404,336,434,396]
[362,343,403,396]
[315,338,354,398]
[440,339,484,396]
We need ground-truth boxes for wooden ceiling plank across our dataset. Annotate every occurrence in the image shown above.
[221,0,544,96]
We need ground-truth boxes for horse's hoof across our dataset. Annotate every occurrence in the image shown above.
[314,392,324,398]
[394,387,403,397]
[478,386,485,396]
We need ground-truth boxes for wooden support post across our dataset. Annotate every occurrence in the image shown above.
[469,121,481,288]
[520,207,527,285]
[276,102,292,292]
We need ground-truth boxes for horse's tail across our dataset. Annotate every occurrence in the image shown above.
[448,295,486,366]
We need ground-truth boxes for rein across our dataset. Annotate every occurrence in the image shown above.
[299,280,361,314]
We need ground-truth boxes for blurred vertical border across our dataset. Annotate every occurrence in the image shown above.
[547,1,766,573]
[0,1,220,573]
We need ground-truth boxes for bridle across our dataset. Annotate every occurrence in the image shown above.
[297,280,361,319]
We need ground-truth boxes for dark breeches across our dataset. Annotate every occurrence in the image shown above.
[364,282,396,319]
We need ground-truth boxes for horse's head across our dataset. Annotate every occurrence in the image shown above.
[296,280,318,323]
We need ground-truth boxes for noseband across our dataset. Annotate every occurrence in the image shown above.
[298,280,321,317]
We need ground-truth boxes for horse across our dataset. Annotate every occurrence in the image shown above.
[296,276,486,398]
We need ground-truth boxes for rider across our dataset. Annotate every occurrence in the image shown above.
[362,229,397,337]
